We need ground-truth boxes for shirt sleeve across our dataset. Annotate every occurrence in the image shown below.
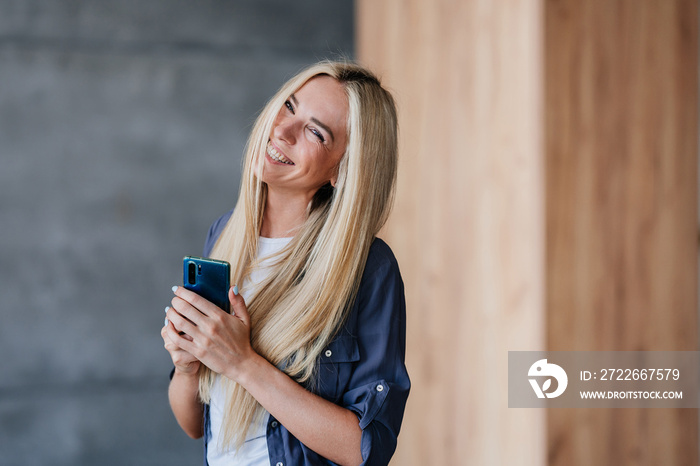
[338,239,411,466]
[202,209,233,258]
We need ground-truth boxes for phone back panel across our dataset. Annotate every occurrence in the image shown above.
[183,256,231,313]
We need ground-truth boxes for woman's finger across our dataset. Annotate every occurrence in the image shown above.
[229,285,251,327]
[166,305,200,337]
[172,285,224,317]
[164,320,200,352]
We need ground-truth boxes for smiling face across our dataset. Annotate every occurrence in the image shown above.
[260,75,349,202]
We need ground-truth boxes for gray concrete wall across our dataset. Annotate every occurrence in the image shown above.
[0,1,353,464]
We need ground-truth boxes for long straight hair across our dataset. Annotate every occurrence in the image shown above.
[201,61,398,450]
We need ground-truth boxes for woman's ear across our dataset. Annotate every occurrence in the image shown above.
[330,162,342,187]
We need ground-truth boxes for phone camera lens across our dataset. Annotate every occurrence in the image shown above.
[187,262,197,285]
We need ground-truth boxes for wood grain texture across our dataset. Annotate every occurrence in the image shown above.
[358,1,546,464]
[359,0,698,464]
[545,1,698,465]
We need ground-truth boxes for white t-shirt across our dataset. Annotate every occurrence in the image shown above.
[207,236,292,466]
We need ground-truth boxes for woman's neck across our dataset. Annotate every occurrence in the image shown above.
[260,189,310,238]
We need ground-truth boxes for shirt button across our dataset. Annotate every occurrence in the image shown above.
[271,421,278,428]
[276,463,283,466]
[325,350,332,357]
[377,384,384,392]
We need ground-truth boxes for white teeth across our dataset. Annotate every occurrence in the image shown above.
[267,142,294,165]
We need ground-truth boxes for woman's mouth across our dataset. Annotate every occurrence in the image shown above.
[267,142,294,165]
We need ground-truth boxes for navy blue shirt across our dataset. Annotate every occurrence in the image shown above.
[201,211,410,466]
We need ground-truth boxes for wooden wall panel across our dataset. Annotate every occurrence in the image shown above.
[359,0,698,465]
[358,1,546,464]
[545,1,698,465]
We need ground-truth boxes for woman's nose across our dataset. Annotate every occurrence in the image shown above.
[273,118,297,145]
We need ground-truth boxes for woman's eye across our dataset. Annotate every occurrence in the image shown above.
[310,128,325,143]
[284,100,294,114]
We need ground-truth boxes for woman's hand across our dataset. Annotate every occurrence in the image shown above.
[165,285,259,381]
[161,316,200,375]
[163,308,205,439]
[167,286,362,465]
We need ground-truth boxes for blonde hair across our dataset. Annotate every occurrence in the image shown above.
[201,61,398,449]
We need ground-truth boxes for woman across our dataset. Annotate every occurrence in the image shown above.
[162,61,409,466]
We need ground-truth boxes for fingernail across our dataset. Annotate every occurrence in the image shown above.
[172,286,178,293]
[233,285,239,296]
[164,317,169,326]
[165,306,170,314]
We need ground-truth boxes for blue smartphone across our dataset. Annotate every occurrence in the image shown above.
[183,256,231,313]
